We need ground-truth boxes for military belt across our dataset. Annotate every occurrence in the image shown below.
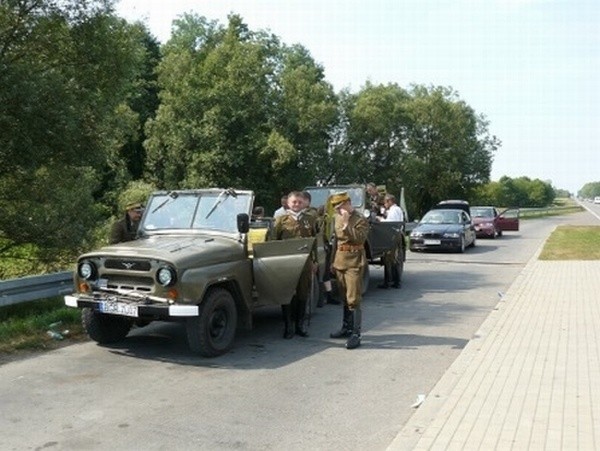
[337,244,364,251]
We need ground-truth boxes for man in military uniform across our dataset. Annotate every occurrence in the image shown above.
[328,191,369,349]
[366,182,386,218]
[109,202,144,244]
[272,191,318,339]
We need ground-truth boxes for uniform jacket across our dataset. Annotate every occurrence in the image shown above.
[272,211,318,240]
[109,215,139,244]
[332,210,369,270]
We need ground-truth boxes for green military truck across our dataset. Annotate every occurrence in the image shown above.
[64,188,323,357]
[304,184,406,289]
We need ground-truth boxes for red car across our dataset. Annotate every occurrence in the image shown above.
[471,206,520,238]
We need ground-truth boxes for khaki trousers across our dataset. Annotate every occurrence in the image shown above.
[335,266,363,310]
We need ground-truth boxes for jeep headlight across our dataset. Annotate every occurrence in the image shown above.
[156,266,177,287]
[77,261,97,280]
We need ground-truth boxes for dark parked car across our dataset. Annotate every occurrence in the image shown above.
[471,206,520,238]
[409,206,476,253]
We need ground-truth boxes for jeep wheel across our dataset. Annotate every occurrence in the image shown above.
[82,308,133,344]
[187,288,237,357]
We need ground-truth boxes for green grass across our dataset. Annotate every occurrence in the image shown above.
[0,297,86,356]
[539,226,600,260]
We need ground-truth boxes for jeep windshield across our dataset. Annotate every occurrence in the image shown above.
[141,189,253,234]
[304,186,365,209]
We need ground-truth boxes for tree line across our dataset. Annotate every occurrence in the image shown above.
[0,1,556,276]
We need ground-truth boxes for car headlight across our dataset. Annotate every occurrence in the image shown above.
[482,222,493,227]
[410,231,422,238]
[77,261,97,280]
[156,266,177,287]
[443,232,460,238]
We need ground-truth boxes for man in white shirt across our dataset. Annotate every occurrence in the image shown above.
[379,194,404,222]
[272,195,288,218]
[378,194,404,288]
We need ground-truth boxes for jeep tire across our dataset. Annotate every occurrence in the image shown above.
[82,307,133,344]
[187,288,237,357]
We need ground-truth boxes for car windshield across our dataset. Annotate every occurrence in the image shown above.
[305,187,364,208]
[142,190,252,233]
[471,207,494,218]
[421,210,462,224]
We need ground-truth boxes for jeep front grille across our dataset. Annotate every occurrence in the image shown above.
[105,259,152,271]
[105,275,154,292]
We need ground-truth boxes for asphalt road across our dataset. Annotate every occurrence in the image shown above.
[1,210,597,451]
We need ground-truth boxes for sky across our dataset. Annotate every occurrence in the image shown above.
[115,0,599,194]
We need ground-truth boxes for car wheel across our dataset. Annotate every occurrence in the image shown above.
[470,235,476,248]
[458,235,466,253]
[498,229,503,237]
[82,307,133,344]
[187,287,237,357]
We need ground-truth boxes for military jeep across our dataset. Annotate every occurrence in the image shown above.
[304,184,406,288]
[64,188,322,357]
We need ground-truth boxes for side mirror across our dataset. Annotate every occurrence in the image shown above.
[237,213,250,234]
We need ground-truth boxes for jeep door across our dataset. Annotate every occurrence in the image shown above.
[251,237,317,306]
[369,221,403,259]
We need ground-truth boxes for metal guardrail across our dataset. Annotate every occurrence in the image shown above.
[0,271,73,307]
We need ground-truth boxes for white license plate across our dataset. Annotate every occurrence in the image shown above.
[99,300,138,317]
[423,239,441,245]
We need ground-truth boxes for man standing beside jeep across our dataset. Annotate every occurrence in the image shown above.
[328,192,369,350]
[109,202,144,244]
[272,191,318,339]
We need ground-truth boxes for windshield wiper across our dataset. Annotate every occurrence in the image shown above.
[205,188,237,219]
[151,191,179,214]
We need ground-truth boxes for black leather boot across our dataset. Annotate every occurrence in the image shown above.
[282,304,294,339]
[330,305,353,338]
[295,298,309,337]
[378,264,390,289]
[391,264,400,289]
[346,308,362,349]
[326,291,340,305]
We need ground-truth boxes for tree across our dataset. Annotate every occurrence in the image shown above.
[0,0,152,270]
[328,83,410,189]
[472,176,555,208]
[331,84,498,217]
[145,14,337,209]
[400,85,498,216]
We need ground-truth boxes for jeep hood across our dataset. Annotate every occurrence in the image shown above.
[81,234,244,268]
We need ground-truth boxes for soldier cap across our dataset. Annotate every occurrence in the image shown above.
[330,192,350,208]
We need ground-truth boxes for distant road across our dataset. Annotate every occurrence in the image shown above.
[1,211,597,450]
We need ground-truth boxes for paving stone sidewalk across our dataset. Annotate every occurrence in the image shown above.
[389,243,600,449]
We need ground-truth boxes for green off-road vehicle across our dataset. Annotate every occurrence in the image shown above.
[65,188,324,357]
[304,184,406,289]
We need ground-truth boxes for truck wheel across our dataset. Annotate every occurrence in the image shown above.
[82,307,133,344]
[361,265,370,295]
[187,288,237,357]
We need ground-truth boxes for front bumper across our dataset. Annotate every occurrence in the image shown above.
[64,293,199,319]
[474,225,495,237]
[409,238,461,251]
